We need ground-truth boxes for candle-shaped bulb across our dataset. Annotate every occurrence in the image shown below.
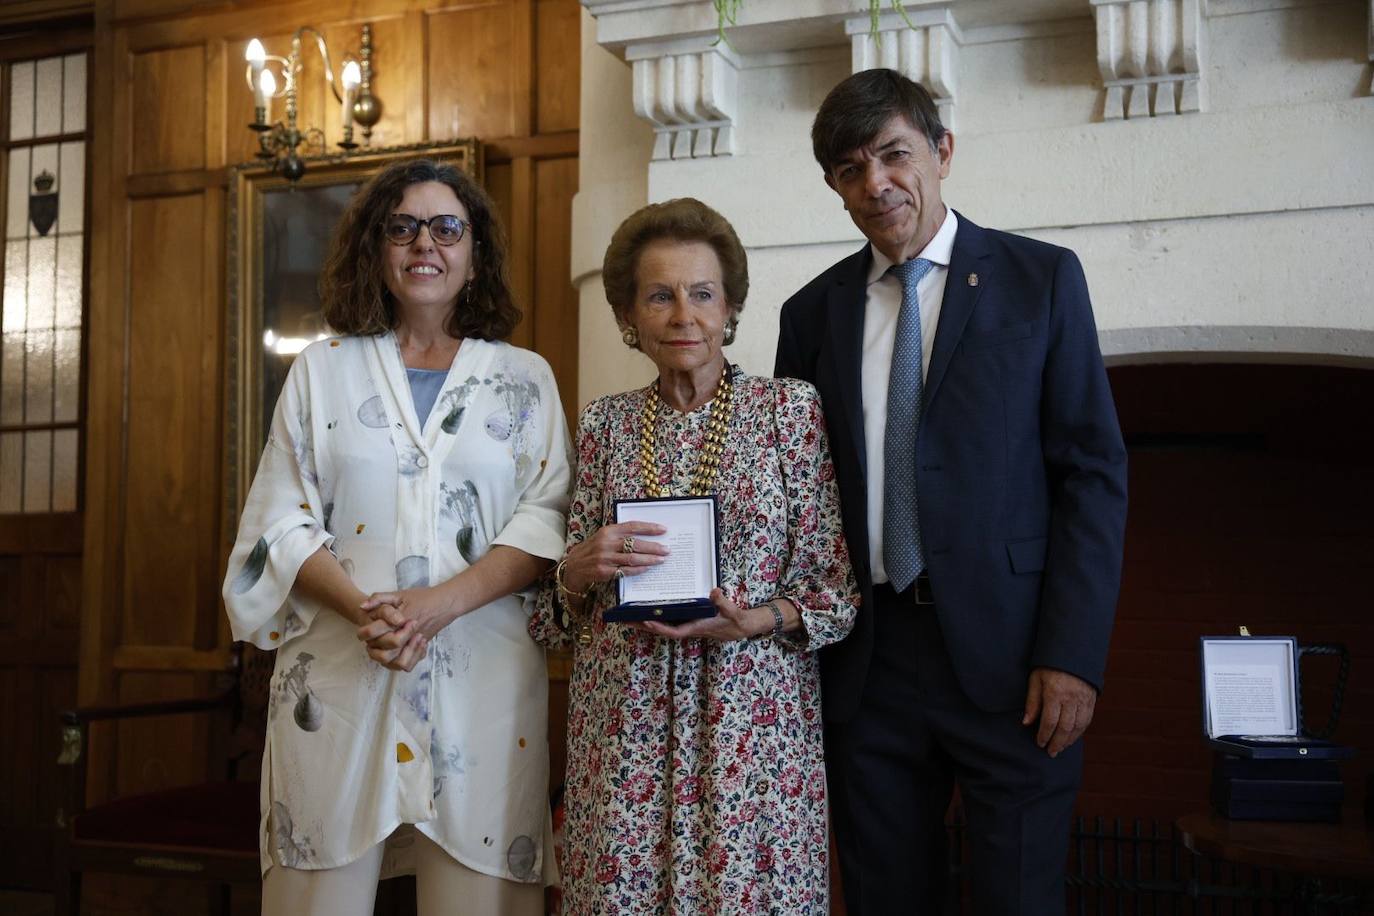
[260,69,277,122]
[248,39,267,110]
[341,61,361,131]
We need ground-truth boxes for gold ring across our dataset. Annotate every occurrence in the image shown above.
[622,536,635,554]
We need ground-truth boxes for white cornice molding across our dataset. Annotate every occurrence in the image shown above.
[1091,0,1207,119]
[584,0,964,159]
[848,7,962,128]
[627,37,742,160]
[582,0,951,53]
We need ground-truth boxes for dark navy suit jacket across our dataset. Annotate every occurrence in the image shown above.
[775,212,1128,721]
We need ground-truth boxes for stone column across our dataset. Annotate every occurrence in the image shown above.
[570,7,657,409]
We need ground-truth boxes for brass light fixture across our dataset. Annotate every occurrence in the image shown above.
[244,24,383,181]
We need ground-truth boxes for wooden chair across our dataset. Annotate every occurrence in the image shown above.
[53,645,569,915]
[52,644,273,916]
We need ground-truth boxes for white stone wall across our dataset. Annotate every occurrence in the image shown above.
[572,0,1374,410]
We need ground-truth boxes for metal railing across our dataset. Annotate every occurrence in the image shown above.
[938,815,1373,915]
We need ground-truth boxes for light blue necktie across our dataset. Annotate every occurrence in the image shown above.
[883,257,935,592]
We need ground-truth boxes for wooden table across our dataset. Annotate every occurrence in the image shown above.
[1178,811,1374,880]
[1178,811,1374,914]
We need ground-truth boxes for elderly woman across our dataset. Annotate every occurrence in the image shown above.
[532,198,858,913]
[223,158,570,915]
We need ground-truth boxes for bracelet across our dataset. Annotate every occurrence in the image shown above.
[762,599,785,639]
[554,559,595,648]
[555,558,590,600]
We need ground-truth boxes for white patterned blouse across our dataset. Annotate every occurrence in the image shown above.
[222,333,572,884]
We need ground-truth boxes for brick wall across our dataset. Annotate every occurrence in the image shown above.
[1081,363,1374,823]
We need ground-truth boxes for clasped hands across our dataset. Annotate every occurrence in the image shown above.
[354,586,458,672]
[561,521,782,642]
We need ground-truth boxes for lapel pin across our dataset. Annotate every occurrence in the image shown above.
[967,273,979,287]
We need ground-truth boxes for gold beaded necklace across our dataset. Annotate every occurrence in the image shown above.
[639,362,734,497]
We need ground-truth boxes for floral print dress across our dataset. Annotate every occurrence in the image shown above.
[532,368,858,915]
[223,333,571,884]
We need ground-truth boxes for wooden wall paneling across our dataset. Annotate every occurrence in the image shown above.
[125,167,224,198]
[483,159,521,342]
[113,0,222,23]
[483,130,578,162]
[24,662,79,882]
[79,11,130,808]
[534,0,579,134]
[0,543,79,886]
[202,38,228,651]
[401,10,427,143]
[114,672,209,795]
[195,184,224,647]
[0,555,19,639]
[129,43,206,175]
[533,155,578,425]
[0,1,92,30]
[45,553,83,635]
[112,644,231,671]
[506,156,534,350]
[511,0,534,138]
[426,2,517,141]
[204,33,225,169]
[4,580,37,831]
[485,159,513,236]
[0,18,93,60]
[122,193,207,646]
[0,665,27,886]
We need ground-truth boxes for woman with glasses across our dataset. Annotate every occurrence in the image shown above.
[223,158,571,915]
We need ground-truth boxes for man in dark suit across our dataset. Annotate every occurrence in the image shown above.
[774,69,1128,914]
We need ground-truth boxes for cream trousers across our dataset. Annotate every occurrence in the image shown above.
[261,827,544,916]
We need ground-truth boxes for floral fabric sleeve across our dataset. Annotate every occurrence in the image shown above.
[772,378,859,652]
[529,396,611,649]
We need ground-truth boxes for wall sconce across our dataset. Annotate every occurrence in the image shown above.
[245,24,383,181]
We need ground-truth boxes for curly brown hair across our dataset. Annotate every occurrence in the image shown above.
[320,158,519,340]
[601,198,748,328]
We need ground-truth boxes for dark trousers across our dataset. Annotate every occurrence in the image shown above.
[826,584,1083,915]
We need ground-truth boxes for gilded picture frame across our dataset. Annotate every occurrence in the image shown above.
[224,139,481,534]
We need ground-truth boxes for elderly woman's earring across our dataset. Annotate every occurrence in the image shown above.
[622,326,640,348]
[723,319,738,346]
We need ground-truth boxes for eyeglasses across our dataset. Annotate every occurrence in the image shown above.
[384,213,470,246]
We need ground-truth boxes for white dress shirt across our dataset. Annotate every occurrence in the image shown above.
[861,207,958,584]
